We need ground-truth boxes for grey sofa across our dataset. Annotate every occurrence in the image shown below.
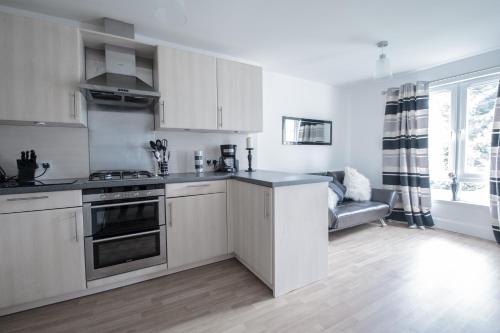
[313,171,398,232]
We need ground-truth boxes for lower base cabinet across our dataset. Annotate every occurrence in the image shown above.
[166,192,228,269]
[228,180,273,286]
[0,207,86,308]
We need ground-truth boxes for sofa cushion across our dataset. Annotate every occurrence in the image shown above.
[343,167,371,201]
[328,178,346,203]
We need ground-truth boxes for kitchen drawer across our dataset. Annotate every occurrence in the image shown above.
[166,180,226,198]
[0,190,82,214]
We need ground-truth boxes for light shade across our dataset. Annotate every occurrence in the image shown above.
[374,53,392,79]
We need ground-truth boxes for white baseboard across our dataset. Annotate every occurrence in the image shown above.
[433,217,495,241]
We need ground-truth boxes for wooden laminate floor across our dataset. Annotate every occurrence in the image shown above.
[1,222,499,333]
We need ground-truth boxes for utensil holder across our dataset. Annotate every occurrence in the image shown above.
[158,161,169,176]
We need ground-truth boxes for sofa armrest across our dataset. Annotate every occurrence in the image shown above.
[371,188,398,215]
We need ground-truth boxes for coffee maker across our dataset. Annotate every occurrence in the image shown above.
[219,144,238,172]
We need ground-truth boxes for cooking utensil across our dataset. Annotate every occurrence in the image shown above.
[149,140,157,151]
[153,151,161,162]
[155,139,162,151]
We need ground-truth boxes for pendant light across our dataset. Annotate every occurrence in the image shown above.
[374,40,392,79]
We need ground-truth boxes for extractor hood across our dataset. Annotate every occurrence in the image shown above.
[79,18,160,108]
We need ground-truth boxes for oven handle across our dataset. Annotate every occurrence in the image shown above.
[90,199,159,209]
[92,229,160,243]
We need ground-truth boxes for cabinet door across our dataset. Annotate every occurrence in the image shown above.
[156,46,217,130]
[0,208,86,308]
[229,181,273,285]
[166,193,227,269]
[0,12,84,126]
[216,59,263,132]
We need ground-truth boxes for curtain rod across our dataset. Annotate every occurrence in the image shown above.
[381,65,500,95]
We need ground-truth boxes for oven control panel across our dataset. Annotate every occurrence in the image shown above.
[84,188,164,203]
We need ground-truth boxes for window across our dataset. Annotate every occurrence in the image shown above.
[429,73,499,204]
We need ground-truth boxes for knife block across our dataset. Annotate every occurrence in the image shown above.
[17,160,38,182]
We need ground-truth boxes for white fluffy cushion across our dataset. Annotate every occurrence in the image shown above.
[328,188,339,210]
[343,167,371,201]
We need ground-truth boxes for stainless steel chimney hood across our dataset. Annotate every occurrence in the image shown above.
[79,18,160,108]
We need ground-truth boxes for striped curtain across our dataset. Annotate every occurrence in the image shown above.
[382,82,434,228]
[489,80,500,244]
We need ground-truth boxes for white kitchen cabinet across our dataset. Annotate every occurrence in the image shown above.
[216,58,263,132]
[155,46,218,130]
[166,192,228,269]
[228,180,329,296]
[228,180,273,286]
[0,12,86,126]
[0,207,86,309]
[154,45,263,132]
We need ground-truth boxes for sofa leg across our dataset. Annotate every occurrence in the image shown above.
[379,218,387,227]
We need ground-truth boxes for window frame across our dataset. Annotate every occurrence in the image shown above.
[429,70,500,201]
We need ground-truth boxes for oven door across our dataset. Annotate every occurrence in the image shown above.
[83,197,165,237]
[85,225,166,281]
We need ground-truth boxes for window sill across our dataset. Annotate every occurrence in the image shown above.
[432,198,488,208]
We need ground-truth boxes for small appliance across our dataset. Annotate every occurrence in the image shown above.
[219,144,238,173]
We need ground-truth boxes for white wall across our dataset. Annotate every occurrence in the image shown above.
[257,72,349,173]
[344,49,500,241]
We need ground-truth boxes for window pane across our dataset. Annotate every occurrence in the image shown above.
[429,89,453,192]
[464,81,497,176]
[459,181,488,205]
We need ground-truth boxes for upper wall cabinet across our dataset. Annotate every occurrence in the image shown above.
[155,46,263,133]
[0,12,86,127]
[216,59,263,132]
[155,46,218,130]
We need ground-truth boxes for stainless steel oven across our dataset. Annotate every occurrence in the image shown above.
[83,183,166,281]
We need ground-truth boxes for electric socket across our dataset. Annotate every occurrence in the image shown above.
[41,162,51,169]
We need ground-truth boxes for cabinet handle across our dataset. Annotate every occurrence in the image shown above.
[92,229,160,243]
[161,101,165,123]
[186,184,210,188]
[169,202,173,227]
[73,91,79,119]
[90,199,159,209]
[219,106,222,128]
[6,195,49,202]
[264,192,270,218]
[74,211,79,242]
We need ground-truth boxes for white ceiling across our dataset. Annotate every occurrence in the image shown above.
[2,0,500,86]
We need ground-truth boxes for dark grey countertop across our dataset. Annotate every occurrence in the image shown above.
[0,170,331,195]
